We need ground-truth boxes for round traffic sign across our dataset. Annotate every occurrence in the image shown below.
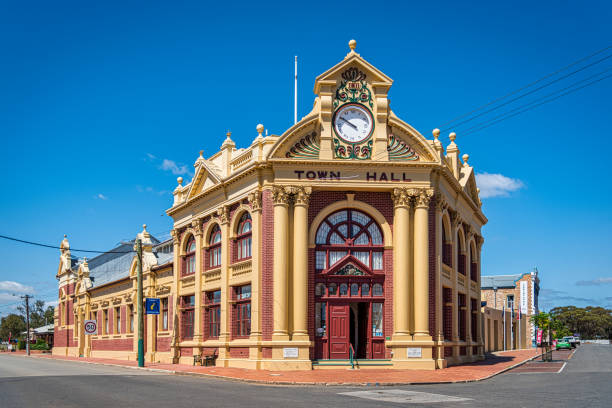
[84,320,97,335]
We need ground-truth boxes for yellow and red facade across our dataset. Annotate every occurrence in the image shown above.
[54,41,487,370]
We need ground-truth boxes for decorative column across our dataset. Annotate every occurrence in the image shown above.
[192,220,203,344]
[170,229,180,363]
[392,188,412,339]
[450,211,461,356]
[476,235,485,359]
[218,207,231,344]
[434,195,447,368]
[272,186,290,340]
[413,188,433,338]
[248,190,263,340]
[291,186,311,341]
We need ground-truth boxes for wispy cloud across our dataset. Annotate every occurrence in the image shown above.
[160,159,190,176]
[136,185,170,196]
[95,193,108,200]
[476,172,524,198]
[146,153,156,160]
[0,281,34,293]
[576,277,612,286]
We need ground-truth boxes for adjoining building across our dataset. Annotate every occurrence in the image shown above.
[54,40,488,370]
[481,270,540,351]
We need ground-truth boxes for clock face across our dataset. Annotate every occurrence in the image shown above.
[333,103,374,144]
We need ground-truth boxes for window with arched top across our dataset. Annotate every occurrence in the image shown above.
[470,243,477,282]
[442,220,452,267]
[183,236,196,276]
[208,225,222,268]
[315,209,384,271]
[236,212,252,260]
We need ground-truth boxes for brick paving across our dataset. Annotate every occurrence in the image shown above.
[507,348,575,374]
[29,348,540,385]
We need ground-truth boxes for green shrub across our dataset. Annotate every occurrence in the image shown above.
[17,339,25,350]
[30,340,49,350]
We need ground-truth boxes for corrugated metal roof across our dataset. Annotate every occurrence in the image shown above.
[155,251,173,267]
[481,274,524,289]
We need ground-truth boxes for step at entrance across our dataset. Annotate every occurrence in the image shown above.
[312,359,392,370]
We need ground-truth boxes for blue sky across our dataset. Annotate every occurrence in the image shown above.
[1,0,611,317]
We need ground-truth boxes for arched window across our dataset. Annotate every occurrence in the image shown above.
[183,236,196,276]
[314,209,384,271]
[470,243,477,282]
[208,225,222,268]
[442,220,452,267]
[236,212,252,260]
[457,231,466,276]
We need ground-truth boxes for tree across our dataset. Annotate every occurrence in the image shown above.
[17,299,53,328]
[0,314,26,341]
[550,306,612,339]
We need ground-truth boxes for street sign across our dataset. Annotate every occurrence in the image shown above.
[145,298,160,315]
[84,320,97,335]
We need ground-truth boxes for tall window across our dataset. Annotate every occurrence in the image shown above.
[236,212,252,260]
[314,209,384,271]
[442,222,452,267]
[115,306,121,334]
[507,295,514,311]
[128,304,134,333]
[104,309,109,335]
[458,293,467,341]
[470,245,478,282]
[181,295,195,339]
[233,285,251,337]
[209,225,222,268]
[206,290,221,338]
[184,236,196,276]
[160,298,169,331]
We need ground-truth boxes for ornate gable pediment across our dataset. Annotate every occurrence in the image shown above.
[324,255,374,277]
[187,158,222,200]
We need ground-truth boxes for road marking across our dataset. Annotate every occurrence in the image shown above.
[339,389,471,404]
[557,362,567,373]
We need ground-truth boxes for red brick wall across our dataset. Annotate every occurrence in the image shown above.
[261,189,274,341]
[54,328,72,347]
[180,347,193,357]
[262,347,272,358]
[156,336,171,352]
[91,338,133,351]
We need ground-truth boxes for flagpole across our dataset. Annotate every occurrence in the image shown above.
[294,56,298,124]
[503,301,506,351]
[518,309,521,349]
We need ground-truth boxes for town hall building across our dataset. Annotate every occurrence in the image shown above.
[54,40,487,370]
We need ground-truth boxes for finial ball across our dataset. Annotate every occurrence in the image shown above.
[256,124,264,134]
[199,150,204,157]
[177,176,183,185]
[64,234,67,238]
[432,128,440,138]
[449,132,456,141]
[349,39,356,51]
[462,153,469,163]
[142,224,147,230]
[226,130,232,138]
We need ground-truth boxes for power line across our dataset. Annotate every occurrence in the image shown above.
[441,52,612,133]
[462,73,612,136]
[460,67,612,135]
[0,234,134,254]
[440,44,612,129]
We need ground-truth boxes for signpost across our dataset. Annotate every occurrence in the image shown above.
[145,298,160,315]
[84,320,97,335]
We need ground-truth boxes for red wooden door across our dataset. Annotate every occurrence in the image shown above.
[329,304,350,359]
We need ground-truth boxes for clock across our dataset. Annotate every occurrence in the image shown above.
[333,103,374,144]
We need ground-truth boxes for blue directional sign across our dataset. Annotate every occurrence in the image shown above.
[145,298,160,315]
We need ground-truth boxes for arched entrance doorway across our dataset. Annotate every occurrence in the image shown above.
[313,209,386,360]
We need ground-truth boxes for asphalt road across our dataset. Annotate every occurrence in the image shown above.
[0,344,610,407]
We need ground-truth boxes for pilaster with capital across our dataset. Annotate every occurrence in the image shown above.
[271,186,291,339]
[248,190,262,342]
[290,186,311,341]
[218,206,231,347]
[434,193,445,367]
[170,229,181,360]
[412,188,433,338]
[392,188,412,339]
[191,219,203,343]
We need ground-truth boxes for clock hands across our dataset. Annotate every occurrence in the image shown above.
[338,117,358,131]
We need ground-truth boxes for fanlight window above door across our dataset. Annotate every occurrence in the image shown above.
[315,209,384,271]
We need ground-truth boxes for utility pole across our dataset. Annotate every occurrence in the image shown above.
[21,294,31,356]
[136,238,144,367]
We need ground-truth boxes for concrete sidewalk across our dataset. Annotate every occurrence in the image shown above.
[32,349,540,385]
[30,349,539,385]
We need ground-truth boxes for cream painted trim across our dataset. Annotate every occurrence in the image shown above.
[308,198,392,247]
[441,211,452,242]
[229,205,252,239]
[179,228,196,255]
[202,218,221,249]
[456,225,466,251]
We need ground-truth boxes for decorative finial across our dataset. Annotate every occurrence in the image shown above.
[256,124,264,136]
[432,128,440,140]
[199,150,203,158]
[226,130,232,138]
[349,39,356,51]
[462,153,469,166]
[177,176,183,186]
[449,132,456,142]
[142,224,147,231]
[64,234,67,238]
[477,188,480,194]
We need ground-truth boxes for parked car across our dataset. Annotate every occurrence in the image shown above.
[562,336,577,348]
[556,339,572,350]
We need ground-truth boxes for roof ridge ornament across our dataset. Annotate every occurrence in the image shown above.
[346,39,359,58]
